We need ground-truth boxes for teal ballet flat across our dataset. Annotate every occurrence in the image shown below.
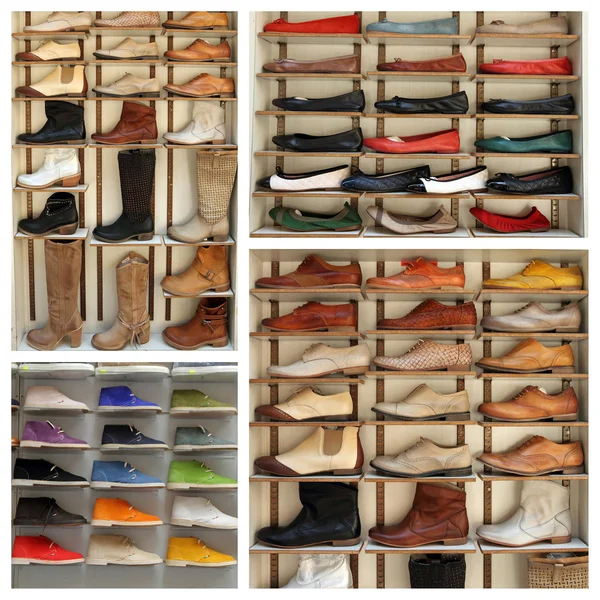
[474,130,573,153]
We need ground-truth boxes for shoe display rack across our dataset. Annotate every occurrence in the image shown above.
[248,248,588,588]
[250,11,584,238]
[11,12,239,350]
[11,362,238,588]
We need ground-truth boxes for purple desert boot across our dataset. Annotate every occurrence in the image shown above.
[20,421,90,449]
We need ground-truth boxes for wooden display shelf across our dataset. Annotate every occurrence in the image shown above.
[363,112,472,119]
[477,538,587,554]
[365,32,471,45]
[166,483,237,491]
[364,329,476,340]
[473,113,579,120]
[363,420,475,427]
[367,71,472,81]
[363,191,471,199]
[86,97,165,101]
[470,33,579,47]
[250,541,364,554]
[250,331,364,341]
[364,470,476,483]
[13,96,88,101]
[251,226,363,238]
[472,152,580,159]
[366,540,477,554]
[363,227,470,239]
[250,378,364,386]
[163,288,234,299]
[23,407,91,416]
[475,289,588,302]
[91,482,165,490]
[250,473,364,483]
[366,370,477,379]
[161,235,235,246]
[171,364,237,383]
[12,481,89,489]
[90,235,163,247]
[12,60,86,66]
[166,97,237,102]
[473,192,580,202]
[471,73,579,83]
[257,73,365,81]
[15,228,89,242]
[14,184,88,193]
[250,421,363,428]
[161,29,238,38]
[362,153,471,160]
[477,471,588,482]
[164,144,238,151]
[13,31,89,40]
[170,408,237,418]
[256,110,362,117]
[253,190,362,198]
[477,373,588,380]
[364,288,475,301]
[88,59,163,65]
[251,288,364,302]
[477,332,588,342]
[88,143,164,149]
[259,32,365,44]
[95,364,171,381]
[13,143,88,149]
[163,61,237,68]
[476,421,588,428]
[471,228,580,239]
[89,27,163,34]
[256,150,364,158]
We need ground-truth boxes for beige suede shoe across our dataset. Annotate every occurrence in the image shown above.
[85,534,163,565]
[476,16,568,35]
[16,40,81,62]
[93,74,160,98]
[93,38,159,60]
[24,11,92,32]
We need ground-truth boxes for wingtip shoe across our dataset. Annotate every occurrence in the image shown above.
[261,302,358,332]
[366,257,465,290]
[481,301,581,333]
[483,260,583,290]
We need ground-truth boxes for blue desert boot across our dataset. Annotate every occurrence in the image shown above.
[97,386,161,412]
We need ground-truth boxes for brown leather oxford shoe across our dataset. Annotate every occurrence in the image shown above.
[261,302,357,332]
[378,299,476,330]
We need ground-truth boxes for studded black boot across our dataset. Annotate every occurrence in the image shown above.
[17,101,86,145]
[18,192,79,236]
[93,149,155,243]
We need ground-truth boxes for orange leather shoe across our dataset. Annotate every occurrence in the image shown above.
[367,257,465,290]
[477,436,584,476]
[164,40,231,62]
[476,338,575,374]
[478,385,578,422]
[91,498,162,527]
[262,302,357,332]
[164,74,235,98]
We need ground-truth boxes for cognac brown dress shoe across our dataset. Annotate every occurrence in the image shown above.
[477,436,584,476]
[262,302,357,332]
[162,12,229,30]
[164,40,231,62]
[478,386,578,422]
[378,300,476,330]
[366,257,465,290]
[476,338,575,374]
[263,54,359,74]
[255,255,362,289]
[164,74,235,98]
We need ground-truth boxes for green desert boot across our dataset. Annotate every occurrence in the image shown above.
[167,460,237,489]
[170,389,236,414]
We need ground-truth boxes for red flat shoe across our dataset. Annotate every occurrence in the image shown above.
[264,14,360,34]
[479,57,572,75]
[470,206,550,233]
[12,535,84,565]
[378,53,467,72]
[363,129,459,154]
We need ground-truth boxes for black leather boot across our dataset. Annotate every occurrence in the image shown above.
[17,101,86,145]
[93,149,155,243]
[18,192,78,236]
[13,497,87,526]
[256,482,361,548]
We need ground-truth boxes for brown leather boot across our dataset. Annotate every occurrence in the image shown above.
[27,239,83,350]
[369,482,469,547]
[162,297,228,350]
[160,245,230,296]
[91,252,150,350]
[91,101,158,144]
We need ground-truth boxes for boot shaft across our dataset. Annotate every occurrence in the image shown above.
[118,149,156,222]
[412,482,468,527]
[520,480,570,529]
[115,252,149,323]
[298,482,359,522]
[196,152,237,223]
[195,244,230,284]
[117,101,158,137]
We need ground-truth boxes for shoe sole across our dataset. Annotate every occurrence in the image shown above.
[162,334,229,350]
[255,283,361,289]
[85,558,163,566]
[92,232,155,243]
[370,462,473,478]
[92,90,160,98]
[19,441,90,449]
[162,87,235,98]
[482,284,582,290]
[166,483,237,490]
[165,57,231,62]
[162,25,229,30]
[13,520,86,526]
[90,482,165,489]
[262,325,358,332]
[18,223,79,237]
[477,224,550,234]
[16,57,82,62]
[12,479,89,487]
[169,518,237,529]
[477,413,578,423]
[170,407,236,414]
[255,413,354,422]
[91,520,162,527]
[99,444,169,450]
[96,407,161,412]
[173,444,237,451]
[165,560,237,567]
[163,138,227,146]
[476,533,572,547]
[481,325,580,333]
[160,284,230,297]
[92,54,160,60]
[370,537,468,548]
[475,458,584,476]
[371,407,471,421]
[17,173,82,189]
[255,538,360,549]
[474,362,575,374]
[13,558,85,565]
[16,140,86,146]
[375,324,475,331]
[256,466,363,477]
[266,366,368,378]
[366,284,465,291]
[90,140,158,146]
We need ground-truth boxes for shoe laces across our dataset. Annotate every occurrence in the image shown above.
[40,498,59,531]
[196,425,213,441]
[406,340,426,353]
[288,386,322,400]
[513,302,534,313]
[124,462,137,474]
[522,261,538,275]
[197,539,210,558]
[127,424,143,442]
[516,436,541,451]
[198,462,214,480]
[46,421,64,438]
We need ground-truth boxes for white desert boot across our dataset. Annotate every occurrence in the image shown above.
[171,496,237,529]
[284,554,353,588]
[24,386,89,412]
[85,534,163,565]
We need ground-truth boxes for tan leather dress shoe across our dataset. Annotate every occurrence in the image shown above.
[477,435,584,476]
[164,74,235,98]
[366,257,465,290]
[162,12,229,30]
[263,55,359,74]
[254,426,363,476]
[371,438,472,477]
[16,40,81,62]
[476,338,575,374]
[93,74,160,98]
[374,339,472,371]
[93,38,159,60]
[477,386,578,422]
[372,383,470,421]
[483,260,583,290]
[164,40,231,62]
[481,301,581,333]
[262,302,357,332]
[255,387,353,422]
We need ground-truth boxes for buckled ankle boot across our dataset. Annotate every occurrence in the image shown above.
[91,101,158,145]
[162,297,228,350]
[18,192,78,237]
[27,239,83,350]
[93,149,155,242]
[257,482,361,548]
[369,482,469,547]
[160,244,230,296]
[167,152,236,243]
[17,101,86,145]
[91,252,150,350]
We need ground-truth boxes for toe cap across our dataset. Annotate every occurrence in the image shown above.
[254,456,299,476]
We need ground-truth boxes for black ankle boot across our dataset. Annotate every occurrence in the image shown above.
[93,149,155,243]
[256,482,361,548]
[18,192,79,236]
[14,497,87,526]
[17,101,86,145]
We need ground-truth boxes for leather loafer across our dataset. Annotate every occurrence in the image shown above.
[341,165,430,192]
[482,93,574,115]
[269,203,362,232]
[376,91,468,115]
[470,206,550,233]
[486,166,573,195]
[475,131,572,154]
[272,128,363,152]
[273,90,365,112]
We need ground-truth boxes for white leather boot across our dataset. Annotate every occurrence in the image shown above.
[17,148,80,189]
[170,496,237,529]
[164,102,226,145]
[477,480,571,546]
[284,554,353,588]
[24,386,89,411]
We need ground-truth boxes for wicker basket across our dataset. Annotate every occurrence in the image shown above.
[528,554,588,588]
[409,554,466,588]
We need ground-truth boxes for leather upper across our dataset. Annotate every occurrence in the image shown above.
[475,130,573,153]
[164,39,231,61]
[483,260,583,290]
[164,74,235,97]
[262,301,357,331]
[482,93,574,115]
[13,535,83,562]
[341,165,430,192]
[363,128,460,154]
[163,298,228,349]
[470,206,551,233]
[378,300,477,329]
[256,387,353,421]
[486,166,573,195]
[476,339,574,372]
[162,12,228,29]
[273,90,365,113]
[375,383,469,418]
[376,91,468,114]
[264,14,360,33]
[367,257,465,289]
[272,128,363,152]
[481,301,581,333]
[92,498,161,523]
[374,340,472,371]
[378,53,466,72]
[480,56,572,75]
[263,54,360,73]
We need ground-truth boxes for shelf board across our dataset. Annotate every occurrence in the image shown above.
[470,33,579,47]
[251,332,364,342]
[364,288,475,301]
[162,288,234,299]
[251,226,363,238]
[96,407,163,416]
[366,370,476,379]
[88,143,163,149]
[251,378,364,386]
[363,191,470,200]
[477,471,588,482]
[161,235,235,246]
[257,72,365,81]
[256,150,364,158]
[90,235,163,247]
[250,541,364,555]
[363,112,471,119]
[88,59,162,65]
[256,110,362,117]
[15,228,88,242]
[473,192,579,202]
[477,373,588,380]
[170,365,237,383]
[364,329,475,340]
[165,97,237,102]
[476,420,588,428]
[471,228,580,239]
[364,470,476,483]
[477,332,588,342]
[14,184,88,193]
[363,152,471,160]
[473,113,579,120]
[475,289,587,302]
[13,143,88,149]
[22,407,90,415]
[13,96,87,102]
[166,483,237,491]
[170,408,237,418]
[477,538,587,555]
[13,32,89,40]
[251,287,364,302]
[12,481,89,489]
[253,190,361,199]
[164,144,237,151]
[94,365,171,381]
[89,27,163,34]
[161,29,238,38]
[365,32,471,45]
[366,540,477,554]
[90,483,165,490]
[258,32,365,44]
[367,71,472,82]
[86,97,164,102]
[163,61,237,68]
[363,420,475,426]
[472,152,580,159]
[250,421,362,428]
[12,60,86,66]
[471,73,579,83]
[18,363,95,380]
[250,473,363,483]
[363,226,471,239]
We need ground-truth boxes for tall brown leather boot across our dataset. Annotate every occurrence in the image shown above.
[91,101,158,144]
[91,252,150,350]
[27,239,83,350]
[162,297,228,350]
[369,482,469,547]
[160,244,230,296]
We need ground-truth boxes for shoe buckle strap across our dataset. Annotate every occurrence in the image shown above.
[193,261,218,281]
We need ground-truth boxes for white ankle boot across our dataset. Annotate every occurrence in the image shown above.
[477,480,571,546]
[170,496,237,529]
[284,554,353,588]
[17,148,80,189]
[164,102,226,145]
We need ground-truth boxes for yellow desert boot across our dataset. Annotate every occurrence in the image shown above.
[91,498,162,527]
[166,537,236,567]
[483,260,582,290]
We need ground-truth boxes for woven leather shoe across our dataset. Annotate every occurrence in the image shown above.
[367,257,465,289]
[478,386,578,422]
[374,340,472,371]
[262,302,357,332]
[477,436,584,476]
[378,300,476,330]
[483,260,582,290]
[481,301,581,333]
[476,339,575,374]
[94,12,160,27]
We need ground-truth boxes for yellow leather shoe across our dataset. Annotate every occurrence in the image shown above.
[483,260,582,290]
[166,537,236,567]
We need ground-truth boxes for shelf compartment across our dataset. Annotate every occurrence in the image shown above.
[477,373,588,380]
[163,61,237,68]
[18,363,95,380]
[165,97,237,102]
[250,541,364,554]
[256,110,362,117]
[363,420,475,427]
[170,364,237,383]
[365,32,471,45]
[362,152,471,160]
[477,332,588,342]
[89,27,163,34]
[364,329,476,340]
[88,59,163,65]
[257,73,365,81]
[95,365,171,381]
[161,29,238,38]
[471,74,579,83]
[256,150,364,158]
[90,235,163,247]
[15,228,88,242]
[364,470,476,483]
[13,32,89,41]
[258,32,365,44]
[251,332,364,342]
[366,370,476,379]
[162,288,234,299]
[364,288,475,301]
[161,235,235,246]
[366,540,477,554]
[164,144,237,151]
[471,228,580,239]
[477,472,588,482]
[251,226,363,238]
[364,192,471,200]
[470,33,579,47]
[475,289,588,303]
[473,113,579,120]
[251,287,364,302]
[477,538,587,554]
[476,421,588,428]
[472,152,580,159]
[88,143,164,149]
[253,190,362,199]
[14,184,88,193]
[251,378,364,386]
[250,473,364,483]
[366,71,472,82]
[363,113,472,119]
[473,192,579,202]
[363,227,471,239]
[250,421,363,428]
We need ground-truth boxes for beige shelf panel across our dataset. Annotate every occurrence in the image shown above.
[475,289,588,302]
[366,540,477,554]
[15,228,89,241]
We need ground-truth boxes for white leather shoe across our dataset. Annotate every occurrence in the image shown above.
[284,554,353,588]
[16,40,81,62]
[24,12,92,32]
[477,480,571,547]
[85,534,163,565]
[16,65,87,98]
[256,387,353,421]
[171,496,237,529]
[24,386,89,412]
[17,149,80,189]
[164,102,226,145]
[259,165,351,192]
[93,73,160,97]
[94,38,159,60]
[408,166,488,194]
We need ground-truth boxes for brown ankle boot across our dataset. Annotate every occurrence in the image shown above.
[27,239,83,351]
[160,244,230,296]
[162,297,228,350]
[91,101,158,144]
[368,482,469,547]
[91,252,150,350]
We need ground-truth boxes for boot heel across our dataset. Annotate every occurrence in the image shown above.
[212,235,229,242]
[561,465,584,474]
[446,364,471,371]
[331,537,360,547]
[137,325,150,345]
[443,537,467,546]
[445,467,473,477]
[213,283,231,292]
[211,338,228,348]
[552,414,577,421]
[136,233,154,241]
[343,367,368,376]
[61,174,81,187]
[550,535,572,544]
[59,223,78,235]
[555,326,580,333]
[70,327,83,348]
[219,92,235,98]
[328,326,356,332]
[551,366,576,374]
[559,286,582,291]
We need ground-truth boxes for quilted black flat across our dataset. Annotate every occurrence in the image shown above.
[341,165,431,192]
[486,166,573,195]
